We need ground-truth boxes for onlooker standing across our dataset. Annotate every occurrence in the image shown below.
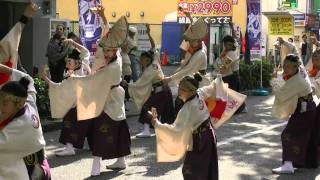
[273,41,281,67]
[310,35,320,51]
[276,37,298,67]
[121,34,133,101]
[46,24,69,83]
[300,34,311,66]
[127,26,140,82]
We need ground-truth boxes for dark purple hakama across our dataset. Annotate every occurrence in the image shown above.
[282,99,319,168]
[59,108,93,149]
[182,120,219,180]
[91,112,131,160]
[139,85,175,125]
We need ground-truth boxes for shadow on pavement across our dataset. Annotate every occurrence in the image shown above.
[217,95,320,180]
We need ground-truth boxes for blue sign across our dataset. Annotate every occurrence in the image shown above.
[293,14,305,20]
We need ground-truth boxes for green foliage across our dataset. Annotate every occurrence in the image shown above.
[33,77,50,118]
[239,60,274,91]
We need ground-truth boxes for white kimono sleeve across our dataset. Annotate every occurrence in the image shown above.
[49,62,121,120]
[0,22,24,68]
[79,44,91,66]
[49,79,77,118]
[198,82,216,100]
[76,66,120,120]
[128,66,157,110]
[170,51,205,83]
[271,73,311,120]
[154,107,192,162]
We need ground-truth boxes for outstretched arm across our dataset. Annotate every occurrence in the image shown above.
[0,1,39,68]
[96,4,110,34]
[146,24,155,50]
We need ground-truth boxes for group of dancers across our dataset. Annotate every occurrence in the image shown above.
[41,4,225,178]
[2,1,320,180]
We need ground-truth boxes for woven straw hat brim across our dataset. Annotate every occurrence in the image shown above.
[183,17,208,40]
[104,16,129,48]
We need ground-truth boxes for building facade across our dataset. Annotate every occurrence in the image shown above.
[56,0,247,63]
[261,0,319,57]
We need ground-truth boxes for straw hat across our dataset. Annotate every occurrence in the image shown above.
[183,17,208,40]
[99,16,128,49]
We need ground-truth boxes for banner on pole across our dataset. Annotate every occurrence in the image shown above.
[78,0,102,57]
[247,0,261,57]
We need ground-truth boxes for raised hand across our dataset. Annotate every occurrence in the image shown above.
[96,4,106,18]
[24,0,40,18]
[62,39,74,46]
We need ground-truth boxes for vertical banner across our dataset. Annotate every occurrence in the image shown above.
[247,0,261,57]
[78,0,102,57]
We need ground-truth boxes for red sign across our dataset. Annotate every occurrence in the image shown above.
[178,0,233,17]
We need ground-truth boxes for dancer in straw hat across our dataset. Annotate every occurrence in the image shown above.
[42,5,131,176]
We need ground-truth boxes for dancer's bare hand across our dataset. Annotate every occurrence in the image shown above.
[148,107,158,126]
[96,4,105,18]
[62,39,74,46]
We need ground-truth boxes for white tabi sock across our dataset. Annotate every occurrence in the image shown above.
[284,161,293,168]
[106,156,126,169]
[144,123,150,133]
[91,156,101,176]
[66,143,74,151]
[116,157,125,164]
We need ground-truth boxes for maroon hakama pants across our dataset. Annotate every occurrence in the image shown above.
[282,100,319,168]
[91,112,131,160]
[59,108,93,149]
[182,120,219,180]
[138,86,175,126]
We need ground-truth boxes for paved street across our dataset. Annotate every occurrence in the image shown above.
[44,94,320,180]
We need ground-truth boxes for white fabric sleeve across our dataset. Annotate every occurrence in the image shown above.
[79,44,91,66]
[154,106,192,162]
[170,52,205,83]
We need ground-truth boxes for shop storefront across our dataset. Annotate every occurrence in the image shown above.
[175,0,234,65]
